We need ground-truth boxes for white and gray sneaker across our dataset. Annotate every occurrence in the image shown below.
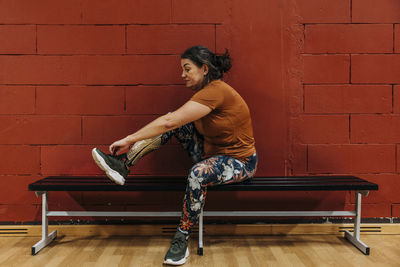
[164,231,189,266]
[91,148,129,185]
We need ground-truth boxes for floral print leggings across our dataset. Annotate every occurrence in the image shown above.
[162,123,258,235]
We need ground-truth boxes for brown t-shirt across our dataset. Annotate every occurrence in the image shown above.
[190,80,256,162]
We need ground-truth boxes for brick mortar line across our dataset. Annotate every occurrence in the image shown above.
[303,22,398,25]
[170,0,173,23]
[304,83,399,86]
[34,86,37,114]
[2,170,396,175]
[393,24,396,53]
[305,172,399,175]
[214,24,217,52]
[34,25,38,54]
[0,84,186,86]
[301,113,400,116]
[0,114,164,117]
[349,53,351,84]
[307,144,397,146]
[79,0,84,23]
[0,145,82,150]
[123,87,126,112]
[0,144,181,148]
[0,53,186,56]
[0,84,186,87]
[33,144,181,146]
[350,0,352,23]
[124,25,127,54]
[396,24,399,53]
[394,144,398,172]
[4,113,400,116]
[0,144,45,148]
[392,85,395,114]
[302,24,306,52]
[301,146,397,149]
[302,53,397,55]
[349,114,351,142]
[38,145,42,176]
[0,116,167,118]
[80,117,83,142]
[306,145,309,172]
[302,83,305,113]
[0,144,182,146]
[0,174,39,177]
[0,23,222,26]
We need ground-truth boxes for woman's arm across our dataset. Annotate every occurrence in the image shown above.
[109,100,211,154]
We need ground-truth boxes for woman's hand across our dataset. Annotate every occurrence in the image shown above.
[109,137,132,155]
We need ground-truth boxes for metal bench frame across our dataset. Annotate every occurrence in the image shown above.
[30,176,377,256]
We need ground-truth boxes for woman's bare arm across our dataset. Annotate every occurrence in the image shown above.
[109,100,211,154]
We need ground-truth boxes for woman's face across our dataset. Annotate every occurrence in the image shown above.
[181,58,208,90]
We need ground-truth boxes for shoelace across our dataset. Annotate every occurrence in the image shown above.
[107,152,127,161]
[113,153,129,169]
[170,235,186,250]
[114,153,127,161]
[106,152,129,169]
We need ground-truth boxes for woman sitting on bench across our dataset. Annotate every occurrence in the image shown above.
[92,45,258,266]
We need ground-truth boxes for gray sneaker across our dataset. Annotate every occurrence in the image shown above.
[91,148,129,185]
[163,231,189,266]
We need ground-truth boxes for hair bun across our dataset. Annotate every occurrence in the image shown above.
[216,49,232,73]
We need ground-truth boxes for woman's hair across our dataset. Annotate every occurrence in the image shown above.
[181,46,232,86]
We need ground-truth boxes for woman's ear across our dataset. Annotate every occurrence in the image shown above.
[203,64,209,75]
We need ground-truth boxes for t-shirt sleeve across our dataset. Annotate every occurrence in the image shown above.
[190,86,224,110]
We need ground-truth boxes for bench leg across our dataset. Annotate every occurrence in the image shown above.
[344,191,370,255]
[32,192,57,255]
[197,209,204,256]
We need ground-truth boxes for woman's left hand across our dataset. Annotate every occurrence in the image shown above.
[109,137,132,155]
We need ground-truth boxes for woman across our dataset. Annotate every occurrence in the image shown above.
[92,46,257,265]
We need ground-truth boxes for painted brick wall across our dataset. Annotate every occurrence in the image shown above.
[1,0,399,223]
[294,0,400,218]
[0,0,230,223]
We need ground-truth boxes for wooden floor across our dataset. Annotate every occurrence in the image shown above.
[1,235,400,267]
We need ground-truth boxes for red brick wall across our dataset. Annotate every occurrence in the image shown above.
[294,0,400,218]
[1,0,399,223]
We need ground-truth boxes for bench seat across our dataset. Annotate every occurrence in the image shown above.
[28,175,378,256]
[29,175,378,191]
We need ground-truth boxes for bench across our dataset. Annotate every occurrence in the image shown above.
[28,175,378,256]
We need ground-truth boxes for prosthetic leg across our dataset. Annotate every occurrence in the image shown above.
[126,134,163,167]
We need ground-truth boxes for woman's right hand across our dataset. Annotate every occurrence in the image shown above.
[109,137,132,155]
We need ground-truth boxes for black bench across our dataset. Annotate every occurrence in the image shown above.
[28,175,378,256]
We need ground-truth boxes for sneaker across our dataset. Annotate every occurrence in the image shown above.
[163,231,189,266]
[91,148,129,185]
